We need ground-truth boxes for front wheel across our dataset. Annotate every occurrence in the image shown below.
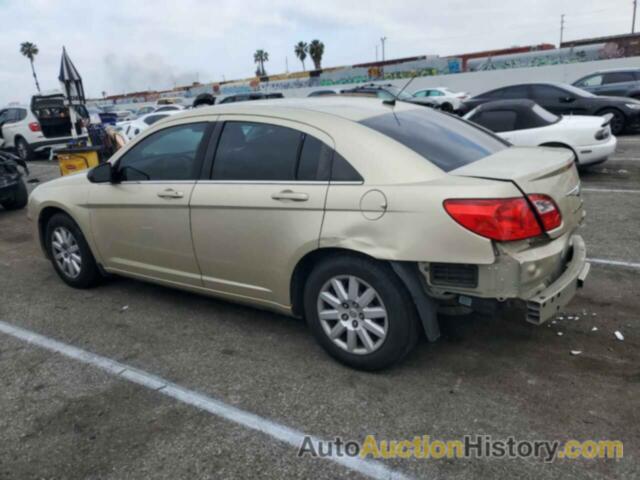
[45,213,101,288]
[304,255,419,370]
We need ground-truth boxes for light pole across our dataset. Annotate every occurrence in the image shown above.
[559,14,565,47]
[633,0,637,33]
[380,36,387,62]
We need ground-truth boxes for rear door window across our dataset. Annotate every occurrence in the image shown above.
[602,71,636,84]
[361,108,506,172]
[212,122,302,181]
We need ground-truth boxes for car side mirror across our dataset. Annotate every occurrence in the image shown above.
[87,162,114,183]
[560,96,575,103]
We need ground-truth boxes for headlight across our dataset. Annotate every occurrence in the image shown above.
[625,103,640,110]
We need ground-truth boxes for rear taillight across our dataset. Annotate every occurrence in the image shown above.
[28,122,41,132]
[594,128,609,140]
[527,194,562,231]
[444,194,562,241]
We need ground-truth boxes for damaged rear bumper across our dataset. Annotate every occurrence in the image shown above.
[524,235,589,324]
[419,233,589,325]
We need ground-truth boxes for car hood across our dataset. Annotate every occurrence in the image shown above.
[589,94,640,105]
[39,170,90,189]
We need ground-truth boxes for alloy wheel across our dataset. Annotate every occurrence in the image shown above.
[316,275,388,355]
[51,226,82,279]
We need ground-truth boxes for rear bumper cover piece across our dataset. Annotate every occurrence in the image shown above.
[524,235,589,324]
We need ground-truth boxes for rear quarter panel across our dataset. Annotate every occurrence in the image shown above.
[320,176,522,265]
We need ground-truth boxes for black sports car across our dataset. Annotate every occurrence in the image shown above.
[0,151,29,211]
[459,82,640,135]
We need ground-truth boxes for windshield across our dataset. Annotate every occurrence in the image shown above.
[360,108,507,172]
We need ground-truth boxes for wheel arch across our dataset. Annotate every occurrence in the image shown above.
[38,205,80,259]
[289,247,440,341]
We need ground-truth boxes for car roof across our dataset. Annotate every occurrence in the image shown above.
[172,96,422,123]
[589,68,640,74]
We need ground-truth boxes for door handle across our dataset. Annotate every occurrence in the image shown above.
[271,190,309,202]
[157,188,184,199]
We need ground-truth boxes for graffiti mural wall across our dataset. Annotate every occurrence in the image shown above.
[101,39,634,105]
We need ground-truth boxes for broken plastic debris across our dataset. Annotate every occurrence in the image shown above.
[557,332,564,336]
[551,320,557,324]
[120,305,129,312]
[591,327,598,332]
[570,350,582,356]
[614,331,624,341]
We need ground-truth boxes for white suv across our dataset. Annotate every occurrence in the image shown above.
[0,93,88,161]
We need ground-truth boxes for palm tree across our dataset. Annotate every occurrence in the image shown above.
[294,41,308,71]
[253,49,269,76]
[308,40,325,70]
[20,42,41,92]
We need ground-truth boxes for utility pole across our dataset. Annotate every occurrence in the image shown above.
[380,36,387,62]
[559,14,565,47]
[375,45,378,62]
[633,0,637,33]
[285,56,289,73]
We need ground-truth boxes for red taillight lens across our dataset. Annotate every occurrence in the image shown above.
[527,194,562,231]
[444,197,542,241]
[28,122,41,132]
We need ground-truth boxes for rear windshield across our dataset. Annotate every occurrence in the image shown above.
[360,108,507,172]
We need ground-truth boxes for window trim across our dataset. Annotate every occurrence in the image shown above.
[113,121,214,184]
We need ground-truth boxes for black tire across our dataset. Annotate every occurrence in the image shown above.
[15,137,33,161]
[303,255,420,371]
[1,179,28,210]
[597,108,626,136]
[440,102,453,113]
[45,213,101,288]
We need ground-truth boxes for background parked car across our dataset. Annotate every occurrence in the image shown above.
[0,93,89,160]
[154,105,184,113]
[307,89,338,97]
[136,106,157,116]
[412,87,469,112]
[573,69,640,99]
[0,151,29,210]
[459,82,640,135]
[341,83,439,108]
[123,110,181,139]
[464,99,616,167]
[217,92,285,104]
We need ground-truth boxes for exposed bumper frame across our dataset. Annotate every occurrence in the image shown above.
[524,235,590,324]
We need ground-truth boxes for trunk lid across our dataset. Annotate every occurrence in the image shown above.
[450,147,583,237]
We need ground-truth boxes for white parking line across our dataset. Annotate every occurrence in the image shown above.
[582,188,640,194]
[587,258,640,269]
[0,320,411,480]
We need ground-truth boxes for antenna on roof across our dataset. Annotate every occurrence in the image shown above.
[396,73,417,98]
[382,73,417,107]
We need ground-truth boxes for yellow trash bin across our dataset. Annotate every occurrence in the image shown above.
[56,146,101,176]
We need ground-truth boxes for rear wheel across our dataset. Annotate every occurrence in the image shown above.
[598,108,625,136]
[45,213,101,288]
[304,255,419,370]
[15,137,33,161]
[440,102,453,112]
[1,179,28,210]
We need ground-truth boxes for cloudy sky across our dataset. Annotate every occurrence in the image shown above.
[0,0,635,104]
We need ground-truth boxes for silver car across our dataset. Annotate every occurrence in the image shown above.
[28,98,589,370]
